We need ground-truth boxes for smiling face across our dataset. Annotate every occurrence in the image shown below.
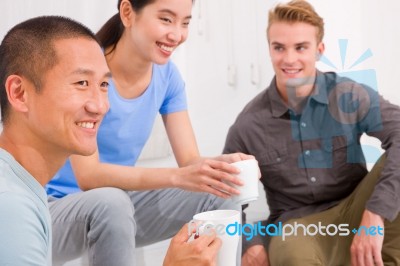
[268,22,324,95]
[122,0,192,64]
[25,37,110,156]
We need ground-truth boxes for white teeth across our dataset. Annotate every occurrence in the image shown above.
[159,44,174,52]
[284,69,300,74]
[77,122,94,129]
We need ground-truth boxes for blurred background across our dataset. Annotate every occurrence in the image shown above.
[1,0,399,160]
[1,0,399,161]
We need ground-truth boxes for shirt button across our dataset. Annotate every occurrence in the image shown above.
[310,176,317,183]
[276,157,281,162]
[301,122,307,128]
[305,150,311,156]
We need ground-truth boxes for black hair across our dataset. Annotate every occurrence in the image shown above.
[0,16,98,124]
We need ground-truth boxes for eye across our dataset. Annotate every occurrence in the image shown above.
[76,80,89,86]
[273,46,284,52]
[296,46,306,51]
[100,81,109,91]
[160,17,172,23]
[183,20,190,27]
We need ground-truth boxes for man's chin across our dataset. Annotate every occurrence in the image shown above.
[74,145,97,157]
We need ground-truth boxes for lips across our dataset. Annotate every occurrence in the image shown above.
[76,122,95,129]
[282,68,301,74]
[156,42,175,53]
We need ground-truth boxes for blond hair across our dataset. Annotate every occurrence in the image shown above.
[268,0,324,42]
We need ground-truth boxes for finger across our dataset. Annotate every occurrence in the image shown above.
[197,159,243,187]
[372,248,384,266]
[173,223,193,243]
[237,153,255,161]
[207,159,241,176]
[205,162,244,187]
[194,229,218,248]
[207,236,222,258]
[200,184,231,199]
[351,252,357,266]
[203,177,241,195]
[357,251,365,266]
[350,246,359,266]
[364,252,375,266]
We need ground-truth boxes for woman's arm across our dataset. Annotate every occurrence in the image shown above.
[71,111,253,197]
[163,111,255,195]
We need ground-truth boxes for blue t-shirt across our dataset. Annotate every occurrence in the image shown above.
[0,148,52,265]
[47,61,187,198]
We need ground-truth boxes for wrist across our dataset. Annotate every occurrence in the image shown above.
[169,167,181,188]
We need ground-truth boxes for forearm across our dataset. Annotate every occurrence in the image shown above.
[365,95,400,221]
[75,162,179,191]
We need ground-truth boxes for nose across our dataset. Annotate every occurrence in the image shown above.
[283,49,297,64]
[167,25,187,44]
[85,89,109,116]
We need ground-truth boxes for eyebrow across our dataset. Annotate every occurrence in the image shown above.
[158,9,192,20]
[271,41,311,46]
[71,68,112,79]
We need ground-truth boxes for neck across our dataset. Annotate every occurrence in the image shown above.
[105,34,152,88]
[0,127,68,186]
[276,75,317,105]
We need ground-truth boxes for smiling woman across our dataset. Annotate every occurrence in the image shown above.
[45,0,248,265]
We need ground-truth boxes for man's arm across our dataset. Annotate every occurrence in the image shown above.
[362,94,400,221]
[351,89,400,265]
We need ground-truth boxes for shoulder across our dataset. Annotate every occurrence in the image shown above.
[227,88,270,140]
[0,191,49,264]
[153,61,181,81]
[0,191,42,219]
[234,88,269,124]
[322,71,377,96]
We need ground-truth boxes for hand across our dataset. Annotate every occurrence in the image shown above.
[350,210,384,266]
[215,153,261,179]
[214,153,255,164]
[163,223,221,266]
[242,245,270,266]
[174,158,245,198]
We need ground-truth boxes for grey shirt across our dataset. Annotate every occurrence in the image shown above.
[224,71,400,226]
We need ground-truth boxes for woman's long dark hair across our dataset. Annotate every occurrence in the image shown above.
[96,0,194,55]
[96,0,157,55]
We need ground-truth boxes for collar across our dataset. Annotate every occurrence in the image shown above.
[268,70,329,118]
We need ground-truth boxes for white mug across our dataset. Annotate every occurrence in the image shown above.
[230,159,259,205]
[192,210,241,266]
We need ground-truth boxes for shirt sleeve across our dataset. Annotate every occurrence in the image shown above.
[159,62,188,115]
[360,89,400,221]
[0,192,49,266]
[223,120,249,155]
[223,118,269,251]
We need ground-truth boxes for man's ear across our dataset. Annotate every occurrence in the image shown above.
[317,42,325,60]
[119,0,135,28]
[5,75,29,113]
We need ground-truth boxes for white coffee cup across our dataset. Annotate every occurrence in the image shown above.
[192,210,241,266]
[230,159,259,205]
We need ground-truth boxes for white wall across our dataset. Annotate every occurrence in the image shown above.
[1,0,399,158]
[182,0,400,156]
